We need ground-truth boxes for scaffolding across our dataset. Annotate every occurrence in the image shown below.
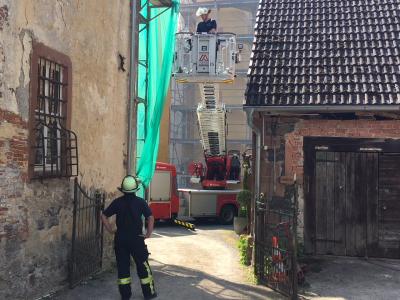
[170,0,258,187]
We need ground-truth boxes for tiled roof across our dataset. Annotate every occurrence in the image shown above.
[245,0,400,107]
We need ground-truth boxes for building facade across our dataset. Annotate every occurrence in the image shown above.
[246,0,400,259]
[0,1,131,298]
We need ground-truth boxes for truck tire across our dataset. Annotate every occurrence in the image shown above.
[219,205,236,225]
[168,213,178,224]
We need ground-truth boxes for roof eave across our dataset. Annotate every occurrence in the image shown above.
[242,105,400,113]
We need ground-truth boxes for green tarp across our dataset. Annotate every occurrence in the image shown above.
[136,0,180,191]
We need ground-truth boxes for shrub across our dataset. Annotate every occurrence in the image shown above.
[238,207,247,218]
[237,189,252,208]
[237,189,252,219]
[238,234,252,266]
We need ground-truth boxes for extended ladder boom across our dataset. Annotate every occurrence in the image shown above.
[172,32,239,188]
[197,83,226,157]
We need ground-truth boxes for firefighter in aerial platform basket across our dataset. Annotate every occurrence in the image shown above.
[101,175,157,300]
[196,7,217,33]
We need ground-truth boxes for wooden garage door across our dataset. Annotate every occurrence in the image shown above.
[314,151,400,259]
[378,154,400,258]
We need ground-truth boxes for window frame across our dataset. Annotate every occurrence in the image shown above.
[28,42,73,180]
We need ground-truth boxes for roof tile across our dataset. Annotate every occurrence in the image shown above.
[245,0,400,107]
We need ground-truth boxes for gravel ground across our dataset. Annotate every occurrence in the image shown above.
[53,222,283,300]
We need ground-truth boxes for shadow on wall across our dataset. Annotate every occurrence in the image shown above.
[54,258,283,300]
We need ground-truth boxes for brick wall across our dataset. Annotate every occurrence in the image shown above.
[0,109,29,171]
[0,109,29,245]
[0,108,73,299]
[259,117,296,200]
[285,119,400,181]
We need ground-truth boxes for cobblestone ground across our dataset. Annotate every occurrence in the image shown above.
[54,223,283,300]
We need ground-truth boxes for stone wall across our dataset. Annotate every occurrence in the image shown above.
[0,0,130,298]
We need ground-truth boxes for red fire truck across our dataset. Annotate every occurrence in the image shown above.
[148,162,239,224]
[148,33,242,224]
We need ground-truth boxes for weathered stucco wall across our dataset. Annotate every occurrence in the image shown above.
[0,0,130,298]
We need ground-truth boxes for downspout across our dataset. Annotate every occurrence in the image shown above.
[245,109,261,238]
[128,0,139,175]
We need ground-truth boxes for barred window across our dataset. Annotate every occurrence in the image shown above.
[28,43,78,180]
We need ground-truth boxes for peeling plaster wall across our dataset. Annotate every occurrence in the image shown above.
[0,0,130,298]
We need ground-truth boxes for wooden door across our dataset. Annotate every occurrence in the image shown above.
[314,151,379,257]
[378,154,400,258]
[305,138,400,259]
[315,152,346,255]
[345,152,379,257]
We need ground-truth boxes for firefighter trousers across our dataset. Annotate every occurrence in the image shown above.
[114,235,156,300]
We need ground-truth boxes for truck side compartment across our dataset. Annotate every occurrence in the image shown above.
[148,162,179,221]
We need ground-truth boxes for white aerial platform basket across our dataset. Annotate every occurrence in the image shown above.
[172,32,237,83]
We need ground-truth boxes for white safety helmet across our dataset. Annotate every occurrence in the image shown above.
[196,7,211,17]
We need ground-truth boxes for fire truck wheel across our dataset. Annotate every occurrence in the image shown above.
[168,214,178,224]
[219,205,236,225]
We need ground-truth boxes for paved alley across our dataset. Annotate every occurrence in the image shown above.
[300,256,400,300]
[54,223,282,300]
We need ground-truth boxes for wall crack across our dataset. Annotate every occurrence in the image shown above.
[57,0,67,28]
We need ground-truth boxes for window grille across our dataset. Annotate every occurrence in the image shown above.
[30,48,78,179]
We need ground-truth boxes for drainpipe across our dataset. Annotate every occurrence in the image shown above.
[245,109,261,238]
[127,0,139,175]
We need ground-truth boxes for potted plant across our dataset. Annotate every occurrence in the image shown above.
[234,189,251,234]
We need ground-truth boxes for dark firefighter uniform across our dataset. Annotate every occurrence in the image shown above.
[197,18,217,33]
[103,193,156,300]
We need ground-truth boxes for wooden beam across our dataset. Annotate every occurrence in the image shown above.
[373,112,400,120]
[356,112,376,120]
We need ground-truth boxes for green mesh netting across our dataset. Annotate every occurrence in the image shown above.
[136,0,180,191]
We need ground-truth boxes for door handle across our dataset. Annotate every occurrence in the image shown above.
[382,205,387,210]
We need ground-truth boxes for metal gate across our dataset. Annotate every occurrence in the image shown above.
[69,178,105,287]
[255,184,298,299]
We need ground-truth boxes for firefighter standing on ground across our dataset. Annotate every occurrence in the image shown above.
[101,175,157,300]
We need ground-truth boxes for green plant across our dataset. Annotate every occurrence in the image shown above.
[237,189,252,218]
[238,207,247,218]
[237,189,252,207]
[238,234,252,266]
[264,255,272,275]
